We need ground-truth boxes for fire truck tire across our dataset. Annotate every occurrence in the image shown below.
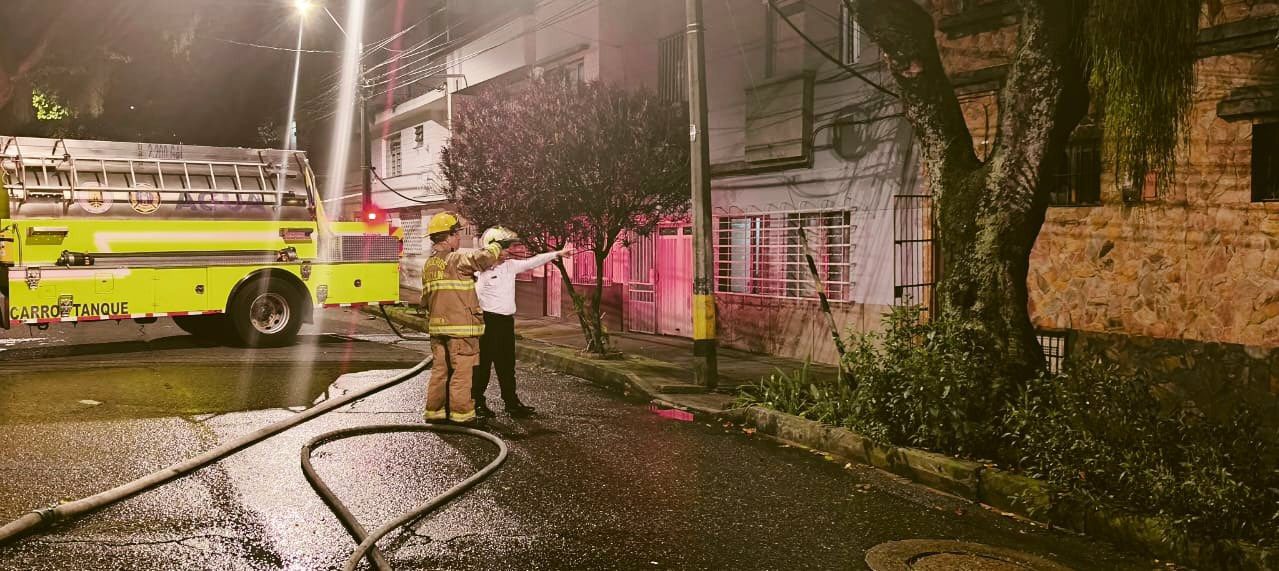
[172,315,232,341]
[227,279,305,347]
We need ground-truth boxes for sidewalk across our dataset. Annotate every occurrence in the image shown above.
[370,304,840,414]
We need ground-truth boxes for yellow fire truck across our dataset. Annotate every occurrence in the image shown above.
[0,136,401,347]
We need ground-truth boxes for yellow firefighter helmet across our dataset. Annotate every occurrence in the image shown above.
[427,211,461,235]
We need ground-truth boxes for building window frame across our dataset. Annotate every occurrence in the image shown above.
[839,3,861,66]
[714,208,854,301]
[1252,121,1279,202]
[1036,330,1069,375]
[545,59,586,86]
[414,124,425,147]
[387,137,403,178]
[658,31,687,103]
[1048,133,1102,207]
[765,0,805,79]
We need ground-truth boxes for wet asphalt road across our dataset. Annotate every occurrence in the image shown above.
[0,311,1160,570]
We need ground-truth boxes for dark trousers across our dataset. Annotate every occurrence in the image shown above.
[473,312,520,406]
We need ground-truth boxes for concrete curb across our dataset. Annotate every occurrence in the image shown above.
[728,405,1276,571]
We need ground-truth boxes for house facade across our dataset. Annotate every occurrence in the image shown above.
[934,0,1279,405]
[357,0,1279,403]
[360,0,918,360]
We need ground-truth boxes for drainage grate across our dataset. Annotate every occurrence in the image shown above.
[866,540,1074,571]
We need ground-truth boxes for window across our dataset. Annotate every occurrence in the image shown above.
[387,138,402,177]
[1252,122,1279,202]
[414,124,424,147]
[658,32,687,103]
[839,4,862,66]
[1048,136,1101,206]
[545,60,585,86]
[1036,330,1068,375]
[714,209,854,301]
[765,1,805,78]
[745,74,814,164]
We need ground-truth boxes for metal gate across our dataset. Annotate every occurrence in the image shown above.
[624,232,657,334]
[893,193,936,319]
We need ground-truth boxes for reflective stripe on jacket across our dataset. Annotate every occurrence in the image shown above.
[421,243,501,337]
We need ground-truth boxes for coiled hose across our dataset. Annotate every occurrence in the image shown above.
[302,424,507,571]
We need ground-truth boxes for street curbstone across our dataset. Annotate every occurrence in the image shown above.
[977,468,1050,517]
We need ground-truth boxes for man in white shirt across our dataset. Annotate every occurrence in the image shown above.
[473,226,571,418]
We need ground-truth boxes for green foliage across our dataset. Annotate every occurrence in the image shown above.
[740,305,1012,457]
[741,305,1279,546]
[31,90,71,121]
[1006,361,1279,546]
[840,305,1011,457]
[1086,0,1200,189]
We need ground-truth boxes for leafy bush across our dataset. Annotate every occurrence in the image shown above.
[738,304,1279,547]
[840,305,1011,457]
[735,362,855,426]
[1006,361,1279,546]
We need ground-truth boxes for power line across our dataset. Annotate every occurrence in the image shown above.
[765,0,898,99]
[198,36,339,54]
[371,166,438,205]
[312,0,598,122]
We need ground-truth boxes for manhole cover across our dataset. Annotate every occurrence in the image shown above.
[866,540,1074,571]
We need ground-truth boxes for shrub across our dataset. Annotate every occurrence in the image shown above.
[1005,360,1279,546]
[839,305,1011,457]
[735,362,855,426]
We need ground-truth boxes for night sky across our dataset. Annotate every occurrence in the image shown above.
[0,0,432,152]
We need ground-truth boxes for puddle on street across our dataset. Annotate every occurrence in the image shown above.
[0,361,415,422]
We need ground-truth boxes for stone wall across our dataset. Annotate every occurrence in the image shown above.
[937,0,1279,398]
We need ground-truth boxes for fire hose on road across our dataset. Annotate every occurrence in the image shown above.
[0,329,510,570]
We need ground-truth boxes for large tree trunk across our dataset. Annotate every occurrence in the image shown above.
[934,167,1050,384]
[853,0,1090,383]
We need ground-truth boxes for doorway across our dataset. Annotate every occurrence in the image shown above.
[655,223,693,337]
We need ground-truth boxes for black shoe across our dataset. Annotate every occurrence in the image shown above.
[475,403,496,418]
[506,402,536,418]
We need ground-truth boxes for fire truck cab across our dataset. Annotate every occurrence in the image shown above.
[0,136,400,347]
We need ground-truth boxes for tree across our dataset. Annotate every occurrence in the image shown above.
[443,81,690,354]
[844,0,1200,384]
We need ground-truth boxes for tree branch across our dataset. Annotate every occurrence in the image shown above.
[846,0,979,178]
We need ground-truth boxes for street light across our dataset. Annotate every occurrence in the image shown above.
[283,0,310,152]
[276,0,313,197]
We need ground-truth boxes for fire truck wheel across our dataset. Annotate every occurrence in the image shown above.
[172,315,232,341]
[228,279,304,347]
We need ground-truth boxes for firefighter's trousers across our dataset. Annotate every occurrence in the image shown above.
[426,336,480,422]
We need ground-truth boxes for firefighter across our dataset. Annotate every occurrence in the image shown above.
[420,211,507,424]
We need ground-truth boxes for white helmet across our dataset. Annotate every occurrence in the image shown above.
[480,226,520,248]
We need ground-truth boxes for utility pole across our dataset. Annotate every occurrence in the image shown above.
[359,57,373,215]
[686,0,717,390]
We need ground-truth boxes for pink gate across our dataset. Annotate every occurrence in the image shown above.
[655,224,693,337]
[624,232,657,334]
